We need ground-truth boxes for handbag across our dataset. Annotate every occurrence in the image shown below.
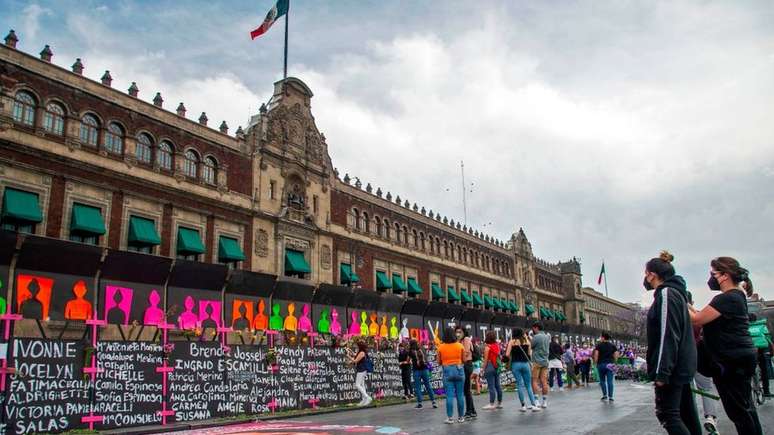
[516,341,533,371]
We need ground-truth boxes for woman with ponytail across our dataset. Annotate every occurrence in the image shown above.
[689,257,762,435]
[644,251,701,435]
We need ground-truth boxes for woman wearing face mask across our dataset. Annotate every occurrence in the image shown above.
[644,251,701,435]
[689,257,762,435]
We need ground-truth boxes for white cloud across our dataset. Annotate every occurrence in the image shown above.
[21,4,51,40]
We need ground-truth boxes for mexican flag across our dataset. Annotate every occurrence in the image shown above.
[250,0,289,39]
[597,262,606,285]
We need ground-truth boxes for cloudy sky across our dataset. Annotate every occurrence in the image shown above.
[3,1,773,307]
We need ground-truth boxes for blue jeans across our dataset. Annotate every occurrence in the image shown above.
[413,368,435,404]
[511,362,537,406]
[484,362,502,404]
[598,364,614,398]
[442,365,465,418]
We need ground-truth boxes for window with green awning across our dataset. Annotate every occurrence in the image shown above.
[484,295,493,309]
[218,236,245,263]
[447,286,460,302]
[392,273,407,293]
[376,271,392,291]
[472,292,483,306]
[511,301,520,313]
[340,263,360,285]
[177,227,206,255]
[284,249,311,275]
[431,282,444,300]
[1,188,43,224]
[407,277,423,295]
[460,289,472,304]
[70,203,106,235]
[495,298,505,311]
[128,216,161,246]
[525,304,535,315]
[491,297,500,310]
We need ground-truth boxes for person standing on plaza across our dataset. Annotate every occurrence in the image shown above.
[644,251,701,435]
[548,335,564,391]
[506,328,540,411]
[471,339,483,395]
[482,330,504,410]
[347,340,372,407]
[593,333,619,402]
[530,321,550,408]
[455,326,477,420]
[689,257,762,435]
[577,342,592,386]
[398,341,413,401]
[408,339,437,409]
[437,327,466,424]
[563,343,581,389]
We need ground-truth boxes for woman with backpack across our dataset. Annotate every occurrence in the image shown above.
[505,328,540,412]
[408,339,437,409]
[437,327,466,423]
[347,340,372,407]
[482,330,503,410]
[689,257,762,435]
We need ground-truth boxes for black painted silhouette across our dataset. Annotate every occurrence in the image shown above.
[21,278,44,320]
[232,302,249,330]
[107,289,127,324]
[201,303,218,330]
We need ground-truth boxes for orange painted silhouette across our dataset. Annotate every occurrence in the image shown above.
[379,315,388,338]
[253,299,268,331]
[64,280,92,320]
[369,312,378,336]
[16,274,53,320]
[231,299,254,330]
[284,303,298,332]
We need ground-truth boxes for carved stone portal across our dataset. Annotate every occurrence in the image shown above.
[285,237,310,251]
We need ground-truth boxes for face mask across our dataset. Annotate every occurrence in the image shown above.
[643,276,654,291]
[456,333,463,340]
[708,276,721,291]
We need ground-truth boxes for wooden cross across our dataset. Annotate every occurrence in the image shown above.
[307,332,318,347]
[308,397,320,409]
[266,330,279,347]
[267,398,278,414]
[155,360,174,396]
[157,401,175,425]
[81,412,104,430]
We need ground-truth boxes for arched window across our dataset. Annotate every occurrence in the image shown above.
[183,149,199,178]
[374,216,382,237]
[443,241,449,257]
[402,225,409,245]
[157,141,173,170]
[79,114,100,147]
[104,122,124,155]
[412,229,418,247]
[362,212,370,233]
[351,208,360,230]
[136,133,153,164]
[202,156,218,185]
[12,91,36,126]
[420,232,426,251]
[394,223,401,241]
[383,219,390,239]
[435,237,441,255]
[42,102,65,135]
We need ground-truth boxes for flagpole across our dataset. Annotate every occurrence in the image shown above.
[283,0,289,81]
[604,261,609,298]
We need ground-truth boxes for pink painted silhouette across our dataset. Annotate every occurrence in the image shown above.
[199,300,221,329]
[330,308,342,336]
[143,289,164,326]
[177,296,199,329]
[348,311,360,336]
[104,285,133,325]
[298,303,312,333]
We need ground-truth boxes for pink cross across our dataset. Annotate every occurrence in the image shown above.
[266,330,279,347]
[81,413,104,430]
[270,363,279,373]
[307,332,318,347]
[82,366,104,375]
[0,313,22,340]
[267,398,278,414]
[156,360,174,395]
[308,397,320,409]
[157,322,175,345]
[375,389,385,400]
[157,401,175,425]
[0,361,15,392]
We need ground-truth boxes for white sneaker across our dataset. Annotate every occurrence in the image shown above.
[457,417,465,423]
[531,405,542,412]
[361,397,372,407]
[550,387,555,392]
[444,418,455,424]
[704,415,718,434]
[520,405,527,412]
[482,404,496,410]
[541,399,548,408]
[496,402,503,409]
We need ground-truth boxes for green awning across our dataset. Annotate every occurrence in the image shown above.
[431,282,444,300]
[407,277,423,295]
[491,296,500,310]
[376,271,392,291]
[525,304,535,315]
[392,273,407,293]
[484,295,493,308]
[447,286,460,302]
[472,292,483,306]
[340,263,360,284]
[505,300,514,312]
[70,203,106,235]
[219,236,246,262]
[285,249,311,273]
[460,289,472,304]
[2,188,43,223]
[128,216,161,245]
[511,301,520,313]
[177,227,206,254]
[556,311,566,321]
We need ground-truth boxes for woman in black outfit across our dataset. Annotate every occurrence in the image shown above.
[690,257,762,435]
[397,341,413,400]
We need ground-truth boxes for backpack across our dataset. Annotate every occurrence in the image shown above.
[471,342,482,362]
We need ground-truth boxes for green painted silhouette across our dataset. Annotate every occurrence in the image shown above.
[317,308,330,334]
[269,303,283,331]
[389,316,399,339]
[0,278,5,315]
[359,311,368,337]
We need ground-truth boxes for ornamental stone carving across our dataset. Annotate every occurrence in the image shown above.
[255,229,269,257]
[321,244,331,270]
[285,236,310,251]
